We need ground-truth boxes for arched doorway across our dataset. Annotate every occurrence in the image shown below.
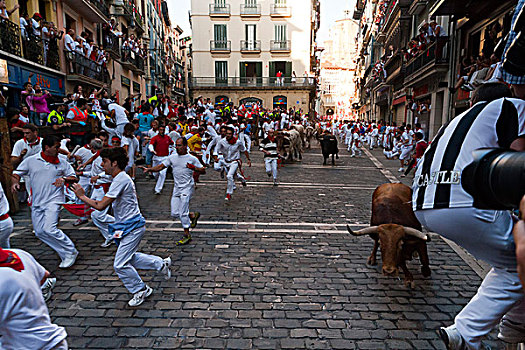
[239,97,263,108]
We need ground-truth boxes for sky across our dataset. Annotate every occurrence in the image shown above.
[167,0,356,44]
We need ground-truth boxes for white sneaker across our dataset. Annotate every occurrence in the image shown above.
[398,167,405,172]
[273,180,279,187]
[100,238,113,248]
[41,277,57,302]
[59,251,78,269]
[498,318,525,344]
[160,257,172,280]
[128,285,153,307]
[438,326,467,350]
[73,218,88,226]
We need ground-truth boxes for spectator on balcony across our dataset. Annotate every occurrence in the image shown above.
[19,13,30,40]
[430,20,447,60]
[64,29,76,73]
[41,22,52,66]
[72,85,85,104]
[74,36,85,75]
[0,0,19,19]
[30,13,42,37]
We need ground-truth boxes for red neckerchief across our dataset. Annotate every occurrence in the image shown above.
[0,249,24,272]
[268,136,275,142]
[25,137,41,147]
[227,137,237,145]
[41,152,60,164]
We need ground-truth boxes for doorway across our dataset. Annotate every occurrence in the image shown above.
[240,62,262,86]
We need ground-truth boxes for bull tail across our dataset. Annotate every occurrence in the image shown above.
[346,225,356,236]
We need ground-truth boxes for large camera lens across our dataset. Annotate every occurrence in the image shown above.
[462,148,525,210]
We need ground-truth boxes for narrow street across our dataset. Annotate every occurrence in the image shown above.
[9,144,497,349]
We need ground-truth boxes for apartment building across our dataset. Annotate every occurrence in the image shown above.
[353,0,516,140]
[190,0,320,115]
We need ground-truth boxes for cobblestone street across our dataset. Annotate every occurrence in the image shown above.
[9,144,498,349]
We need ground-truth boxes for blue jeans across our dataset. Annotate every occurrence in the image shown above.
[29,111,41,126]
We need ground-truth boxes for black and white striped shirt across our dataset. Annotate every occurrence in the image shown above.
[260,137,279,158]
[412,98,525,211]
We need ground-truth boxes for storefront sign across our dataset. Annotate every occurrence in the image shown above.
[413,84,428,98]
[239,97,263,108]
[5,62,65,95]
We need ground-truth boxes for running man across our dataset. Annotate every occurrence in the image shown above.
[142,137,205,246]
[259,129,282,186]
[72,147,171,307]
[11,136,79,268]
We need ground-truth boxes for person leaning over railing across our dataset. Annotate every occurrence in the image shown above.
[0,0,19,20]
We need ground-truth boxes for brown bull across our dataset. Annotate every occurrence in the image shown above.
[347,183,431,287]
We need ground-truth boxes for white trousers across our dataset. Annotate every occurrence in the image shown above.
[399,145,413,161]
[243,134,252,153]
[114,226,163,294]
[416,207,524,348]
[32,204,77,260]
[351,144,362,156]
[91,187,115,240]
[153,155,168,193]
[0,216,14,248]
[265,158,278,180]
[77,176,92,218]
[224,161,244,195]
[213,156,227,172]
[171,191,193,229]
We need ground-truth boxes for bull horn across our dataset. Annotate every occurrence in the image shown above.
[404,227,429,241]
[347,225,379,236]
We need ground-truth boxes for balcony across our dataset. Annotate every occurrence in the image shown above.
[210,40,231,53]
[103,33,121,59]
[408,0,428,15]
[120,48,145,74]
[209,3,231,17]
[64,50,110,86]
[241,4,261,17]
[240,40,261,53]
[271,4,291,17]
[404,40,449,86]
[190,77,316,90]
[63,0,110,22]
[270,40,291,53]
[0,19,61,71]
[384,53,404,83]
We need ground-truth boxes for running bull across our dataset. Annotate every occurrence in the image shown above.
[347,183,431,287]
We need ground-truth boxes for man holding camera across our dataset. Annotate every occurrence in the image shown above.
[412,4,525,344]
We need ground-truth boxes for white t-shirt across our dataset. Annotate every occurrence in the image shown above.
[0,183,9,216]
[108,103,129,126]
[75,146,94,174]
[13,154,75,208]
[0,249,67,350]
[105,171,141,222]
[90,156,112,185]
[31,18,40,37]
[162,153,201,195]
[121,136,139,166]
[401,131,413,148]
[11,138,42,159]
[64,34,75,51]
[168,130,181,144]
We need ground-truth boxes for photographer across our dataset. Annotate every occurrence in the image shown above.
[412,80,525,348]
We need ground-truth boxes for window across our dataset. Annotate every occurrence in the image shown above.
[214,24,227,49]
[245,24,257,50]
[215,61,228,85]
[245,0,257,5]
[215,0,226,7]
[275,0,286,5]
[275,24,287,42]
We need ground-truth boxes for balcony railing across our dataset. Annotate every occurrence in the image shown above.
[89,0,110,17]
[270,40,291,52]
[64,50,110,83]
[240,4,261,16]
[240,40,261,53]
[271,4,291,17]
[210,40,231,52]
[120,47,145,73]
[190,77,316,89]
[0,18,22,56]
[1,19,61,70]
[405,40,449,78]
[103,33,121,58]
[209,3,231,16]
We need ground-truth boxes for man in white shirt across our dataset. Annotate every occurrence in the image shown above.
[398,126,414,172]
[215,126,251,201]
[30,13,42,37]
[12,136,79,268]
[142,137,205,246]
[108,102,130,135]
[0,248,68,349]
[19,13,29,40]
[72,147,171,307]
[0,183,13,248]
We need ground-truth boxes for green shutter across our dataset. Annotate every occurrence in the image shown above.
[285,62,292,77]
[269,62,275,84]
[240,62,246,86]
[256,62,263,85]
